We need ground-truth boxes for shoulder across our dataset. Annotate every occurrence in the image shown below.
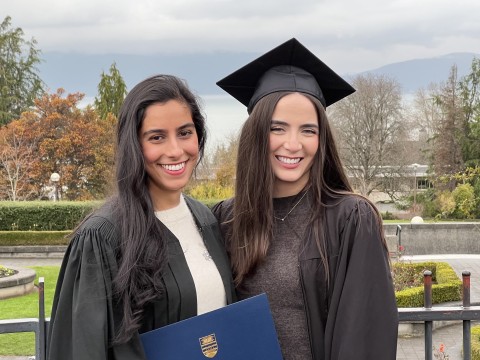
[183,195,217,226]
[324,194,379,226]
[211,197,234,223]
[72,202,119,246]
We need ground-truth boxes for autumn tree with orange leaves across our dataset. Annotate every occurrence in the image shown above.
[1,89,116,200]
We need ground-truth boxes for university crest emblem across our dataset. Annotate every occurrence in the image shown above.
[199,333,218,358]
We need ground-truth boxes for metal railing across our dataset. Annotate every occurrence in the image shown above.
[399,270,480,360]
[0,277,48,360]
[1,272,480,359]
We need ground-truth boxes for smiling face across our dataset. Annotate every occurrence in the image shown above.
[139,100,199,210]
[269,93,319,197]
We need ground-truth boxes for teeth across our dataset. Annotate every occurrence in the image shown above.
[277,156,300,164]
[162,162,186,171]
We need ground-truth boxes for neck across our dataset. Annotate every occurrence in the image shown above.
[273,178,309,198]
[149,187,182,211]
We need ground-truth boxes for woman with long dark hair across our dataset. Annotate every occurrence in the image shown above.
[48,75,235,360]
[213,39,398,359]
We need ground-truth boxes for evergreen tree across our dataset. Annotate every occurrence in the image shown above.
[94,62,127,119]
[430,65,465,186]
[459,57,480,167]
[0,16,44,125]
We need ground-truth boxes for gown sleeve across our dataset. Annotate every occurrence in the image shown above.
[325,199,398,360]
[47,217,145,360]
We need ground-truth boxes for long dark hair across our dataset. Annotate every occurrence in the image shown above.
[113,74,206,342]
[231,91,385,286]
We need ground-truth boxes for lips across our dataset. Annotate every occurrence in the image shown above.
[161,161,186,171]
[276,156,302,164]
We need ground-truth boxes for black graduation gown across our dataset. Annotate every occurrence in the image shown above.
[47,196,235,360]
[213,194,398,360]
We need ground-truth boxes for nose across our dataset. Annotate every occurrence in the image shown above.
[283,133,302,152]
[165,138,184,158]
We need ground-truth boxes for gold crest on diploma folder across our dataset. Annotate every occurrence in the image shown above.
[199,334,218,358]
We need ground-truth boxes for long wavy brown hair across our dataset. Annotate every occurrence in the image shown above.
[230,91,386,286]
[112,74,206,343]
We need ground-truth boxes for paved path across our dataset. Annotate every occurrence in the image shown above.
[2,254,480,359]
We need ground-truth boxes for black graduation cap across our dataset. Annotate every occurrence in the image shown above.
[217,38,355,113]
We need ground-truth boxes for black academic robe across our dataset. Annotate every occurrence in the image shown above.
[213,194,398,360]
[47,196,235,360]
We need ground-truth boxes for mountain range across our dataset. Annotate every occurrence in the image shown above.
[38,51,479,101]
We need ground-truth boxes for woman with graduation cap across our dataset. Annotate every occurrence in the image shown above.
[213,39,398,359]
[47,75,236,360]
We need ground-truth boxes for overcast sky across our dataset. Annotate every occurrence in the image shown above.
[4,0,480,74]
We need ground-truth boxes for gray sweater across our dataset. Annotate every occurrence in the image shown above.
[237,193,312,360]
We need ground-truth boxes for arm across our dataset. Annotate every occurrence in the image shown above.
[48,222,119,360]
[326,200,398,360]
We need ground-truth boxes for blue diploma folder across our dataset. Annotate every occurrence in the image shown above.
[140,293,283,359]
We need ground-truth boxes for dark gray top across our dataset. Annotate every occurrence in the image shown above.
[237,193,312,360]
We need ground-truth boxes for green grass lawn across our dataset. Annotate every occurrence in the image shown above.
[0,265,60,356]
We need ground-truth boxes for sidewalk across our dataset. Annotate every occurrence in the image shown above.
[2,254,480,359]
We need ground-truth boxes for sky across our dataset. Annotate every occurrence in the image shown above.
[3,0,480,75]
[3,0,480,149]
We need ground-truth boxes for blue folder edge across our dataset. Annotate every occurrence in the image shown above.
[140,293,283,359]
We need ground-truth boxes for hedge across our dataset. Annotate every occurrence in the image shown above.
[472,326,480,359]
[0,200,225,231]
[0,231,71,246]
[395,261,462,307]
[0,201,103,231]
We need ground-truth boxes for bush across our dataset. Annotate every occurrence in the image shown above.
[394,261,461,307]
[436,191,456,219]
[416,189,438,218]
[381,211,397,220]
[474,178,480,218]
[0,201,102,231]
[472,325,480,359]
[0,231,70,246]
[452,183,476,219]
[186,181,233,202]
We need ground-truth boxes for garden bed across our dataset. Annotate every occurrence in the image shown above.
[394,261,462,337]
[0,265,36,300]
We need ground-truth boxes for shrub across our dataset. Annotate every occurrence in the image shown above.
[186,181,233,201]
[452,183,476,219]
[0,201,102,231]
[436,191,456,219]
[473,178,480,218]
[381,211,397,220]
[0,265,16,278]
[0,231,70,246]
[416,189,438,218]
[472,325,480,359]
[394,261,461,307]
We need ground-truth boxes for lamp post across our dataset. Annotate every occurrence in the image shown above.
[50,172,60,202]
[412,164,418,211]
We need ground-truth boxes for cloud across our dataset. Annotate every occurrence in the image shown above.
[3,0,480,73]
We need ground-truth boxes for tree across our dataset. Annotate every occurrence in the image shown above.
[0,120,37,200]
[410,84,444,164]
[0,16,44,125]
[211,134,238,188]
[94,62,127,119]
[329,73,407,196]
[186,133,238,200]
[16,89,116,200]
[430,65,465,186]
[459,57,480,167]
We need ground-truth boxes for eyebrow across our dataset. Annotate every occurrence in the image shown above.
[142,122,196,137]
[271,120,319,128]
